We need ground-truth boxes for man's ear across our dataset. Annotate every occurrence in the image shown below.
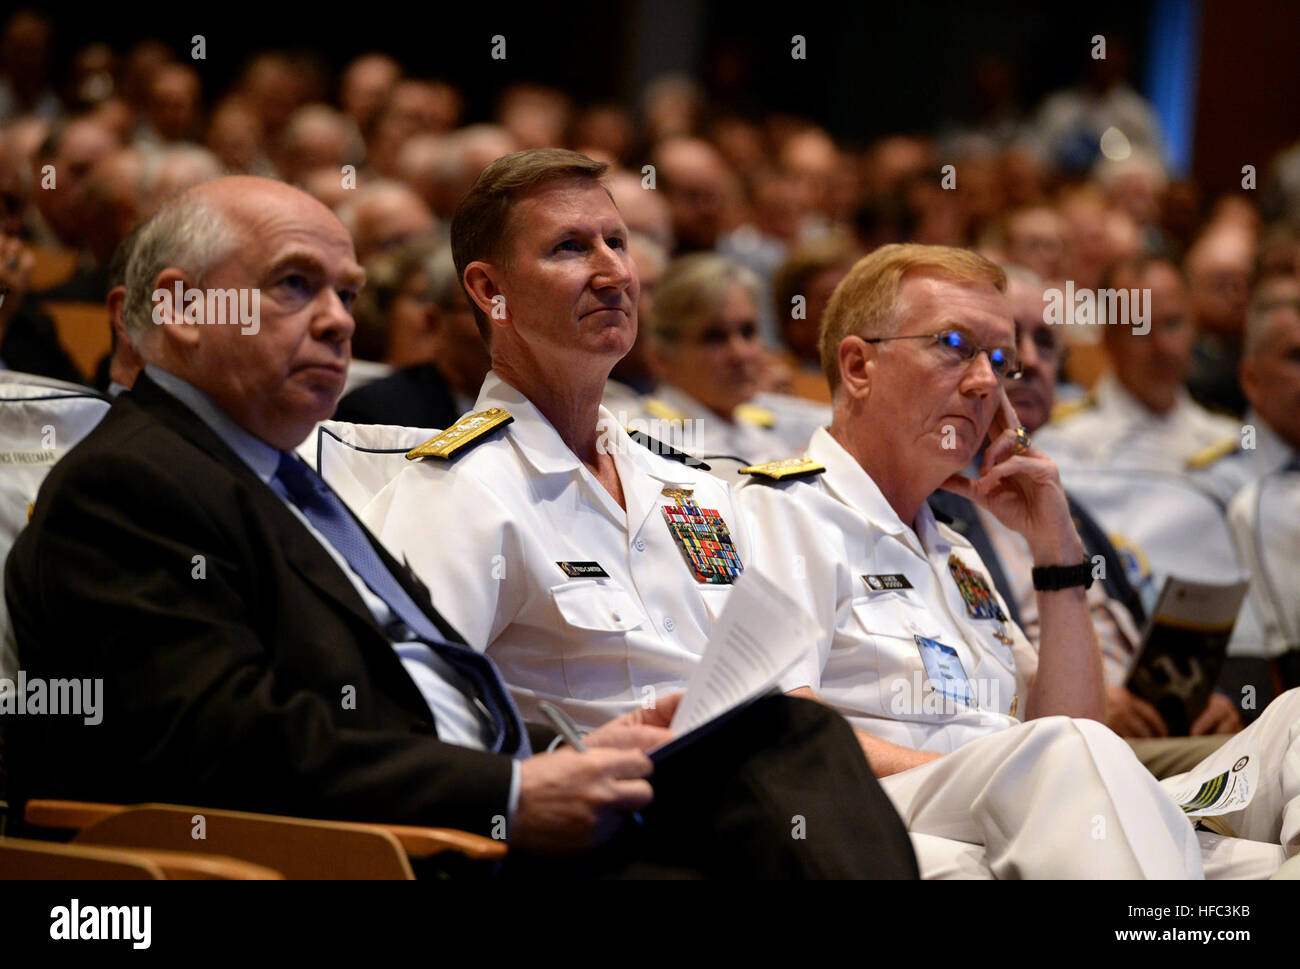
[837,334,872,399]
[152,268,201,349]
[463,261,506,329]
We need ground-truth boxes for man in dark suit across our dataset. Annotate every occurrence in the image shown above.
[4,175,915,878]
[333,245,489,429]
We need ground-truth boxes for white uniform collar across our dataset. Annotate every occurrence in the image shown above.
[475,370,696,487]
[1096,371,1194,426]
[1244,409,1297,471]
[805,427,971,559]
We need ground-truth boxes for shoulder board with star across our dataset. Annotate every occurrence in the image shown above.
[1186,436,1240,470]
[1048,391,1096,424]
[625,428,711,471]
[735,402,776,428]
[406,407,513,460]
[738,457,826,482]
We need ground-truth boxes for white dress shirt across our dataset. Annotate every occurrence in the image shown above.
[143,366,504,766]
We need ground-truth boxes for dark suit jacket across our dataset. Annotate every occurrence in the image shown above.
[4,373,541,834]
[928,489,1147,629]
[333,362,463,429]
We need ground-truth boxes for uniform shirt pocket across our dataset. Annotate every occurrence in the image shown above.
[549,580,645,633]
[848,592,962,719]
[697,585,732,623]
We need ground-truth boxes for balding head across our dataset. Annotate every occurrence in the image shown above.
[279,104,356,184]
[336,180,435,263]
[127,175,361,449]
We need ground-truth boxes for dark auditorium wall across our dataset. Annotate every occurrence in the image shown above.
[1192,0,1300,196]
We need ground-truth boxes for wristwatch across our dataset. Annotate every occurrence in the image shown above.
[1031,560,1094,592]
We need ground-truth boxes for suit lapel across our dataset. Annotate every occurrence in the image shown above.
[126,375,463,655]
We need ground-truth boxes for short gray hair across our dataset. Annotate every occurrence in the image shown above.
[123,193,241,344]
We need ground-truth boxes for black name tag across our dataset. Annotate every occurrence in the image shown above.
[557,561,610,578]
[862,573,913,592]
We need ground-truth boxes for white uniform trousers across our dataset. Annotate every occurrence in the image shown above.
[1163,687,1300,878]
[880,716,1204,879]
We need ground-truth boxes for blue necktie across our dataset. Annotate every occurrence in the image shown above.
[273,451,526,756]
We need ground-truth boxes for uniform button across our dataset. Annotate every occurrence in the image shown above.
[663,616,675,632]
[634,538,646,552]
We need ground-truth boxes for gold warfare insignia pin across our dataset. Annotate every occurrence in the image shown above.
[406,408,513,460]
[661,486,743,584]
[947,553,1007,622]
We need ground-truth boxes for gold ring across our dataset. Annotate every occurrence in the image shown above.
[1014,426,1031,454]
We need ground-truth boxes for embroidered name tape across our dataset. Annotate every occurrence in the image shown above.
[862,573,913,592]
[556,561,610,578]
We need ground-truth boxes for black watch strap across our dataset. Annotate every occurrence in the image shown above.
[1032,560,1094,592]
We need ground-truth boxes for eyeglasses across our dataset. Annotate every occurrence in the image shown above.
[864,329,1024,379]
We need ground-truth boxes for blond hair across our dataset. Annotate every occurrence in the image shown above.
[819,243,1006,393]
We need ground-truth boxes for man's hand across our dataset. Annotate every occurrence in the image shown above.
[1105,684,1168,738]
[941,389,1081,565]
[1190,691,1243,736]
[583,690,681,752]
[0,235,36,332]
[513,747,654,854]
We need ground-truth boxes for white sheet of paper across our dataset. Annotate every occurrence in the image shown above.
[667,567,812,737]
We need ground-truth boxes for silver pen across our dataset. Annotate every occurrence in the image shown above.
[538,701,645,827]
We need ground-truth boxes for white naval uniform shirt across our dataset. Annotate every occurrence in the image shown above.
[1033,372,1239,473]
[1193,414,1297,507]
[735,427,1039,753]
[362,371,778,732]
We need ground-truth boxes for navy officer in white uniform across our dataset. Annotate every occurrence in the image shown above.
[737,243,1300,878]
[358,149,922,877]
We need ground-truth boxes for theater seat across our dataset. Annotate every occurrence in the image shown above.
[0,836,282,879]
[296,419,439,515]
[25,799,506,880]
[27,247,78,293]
[36,302,112,383]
